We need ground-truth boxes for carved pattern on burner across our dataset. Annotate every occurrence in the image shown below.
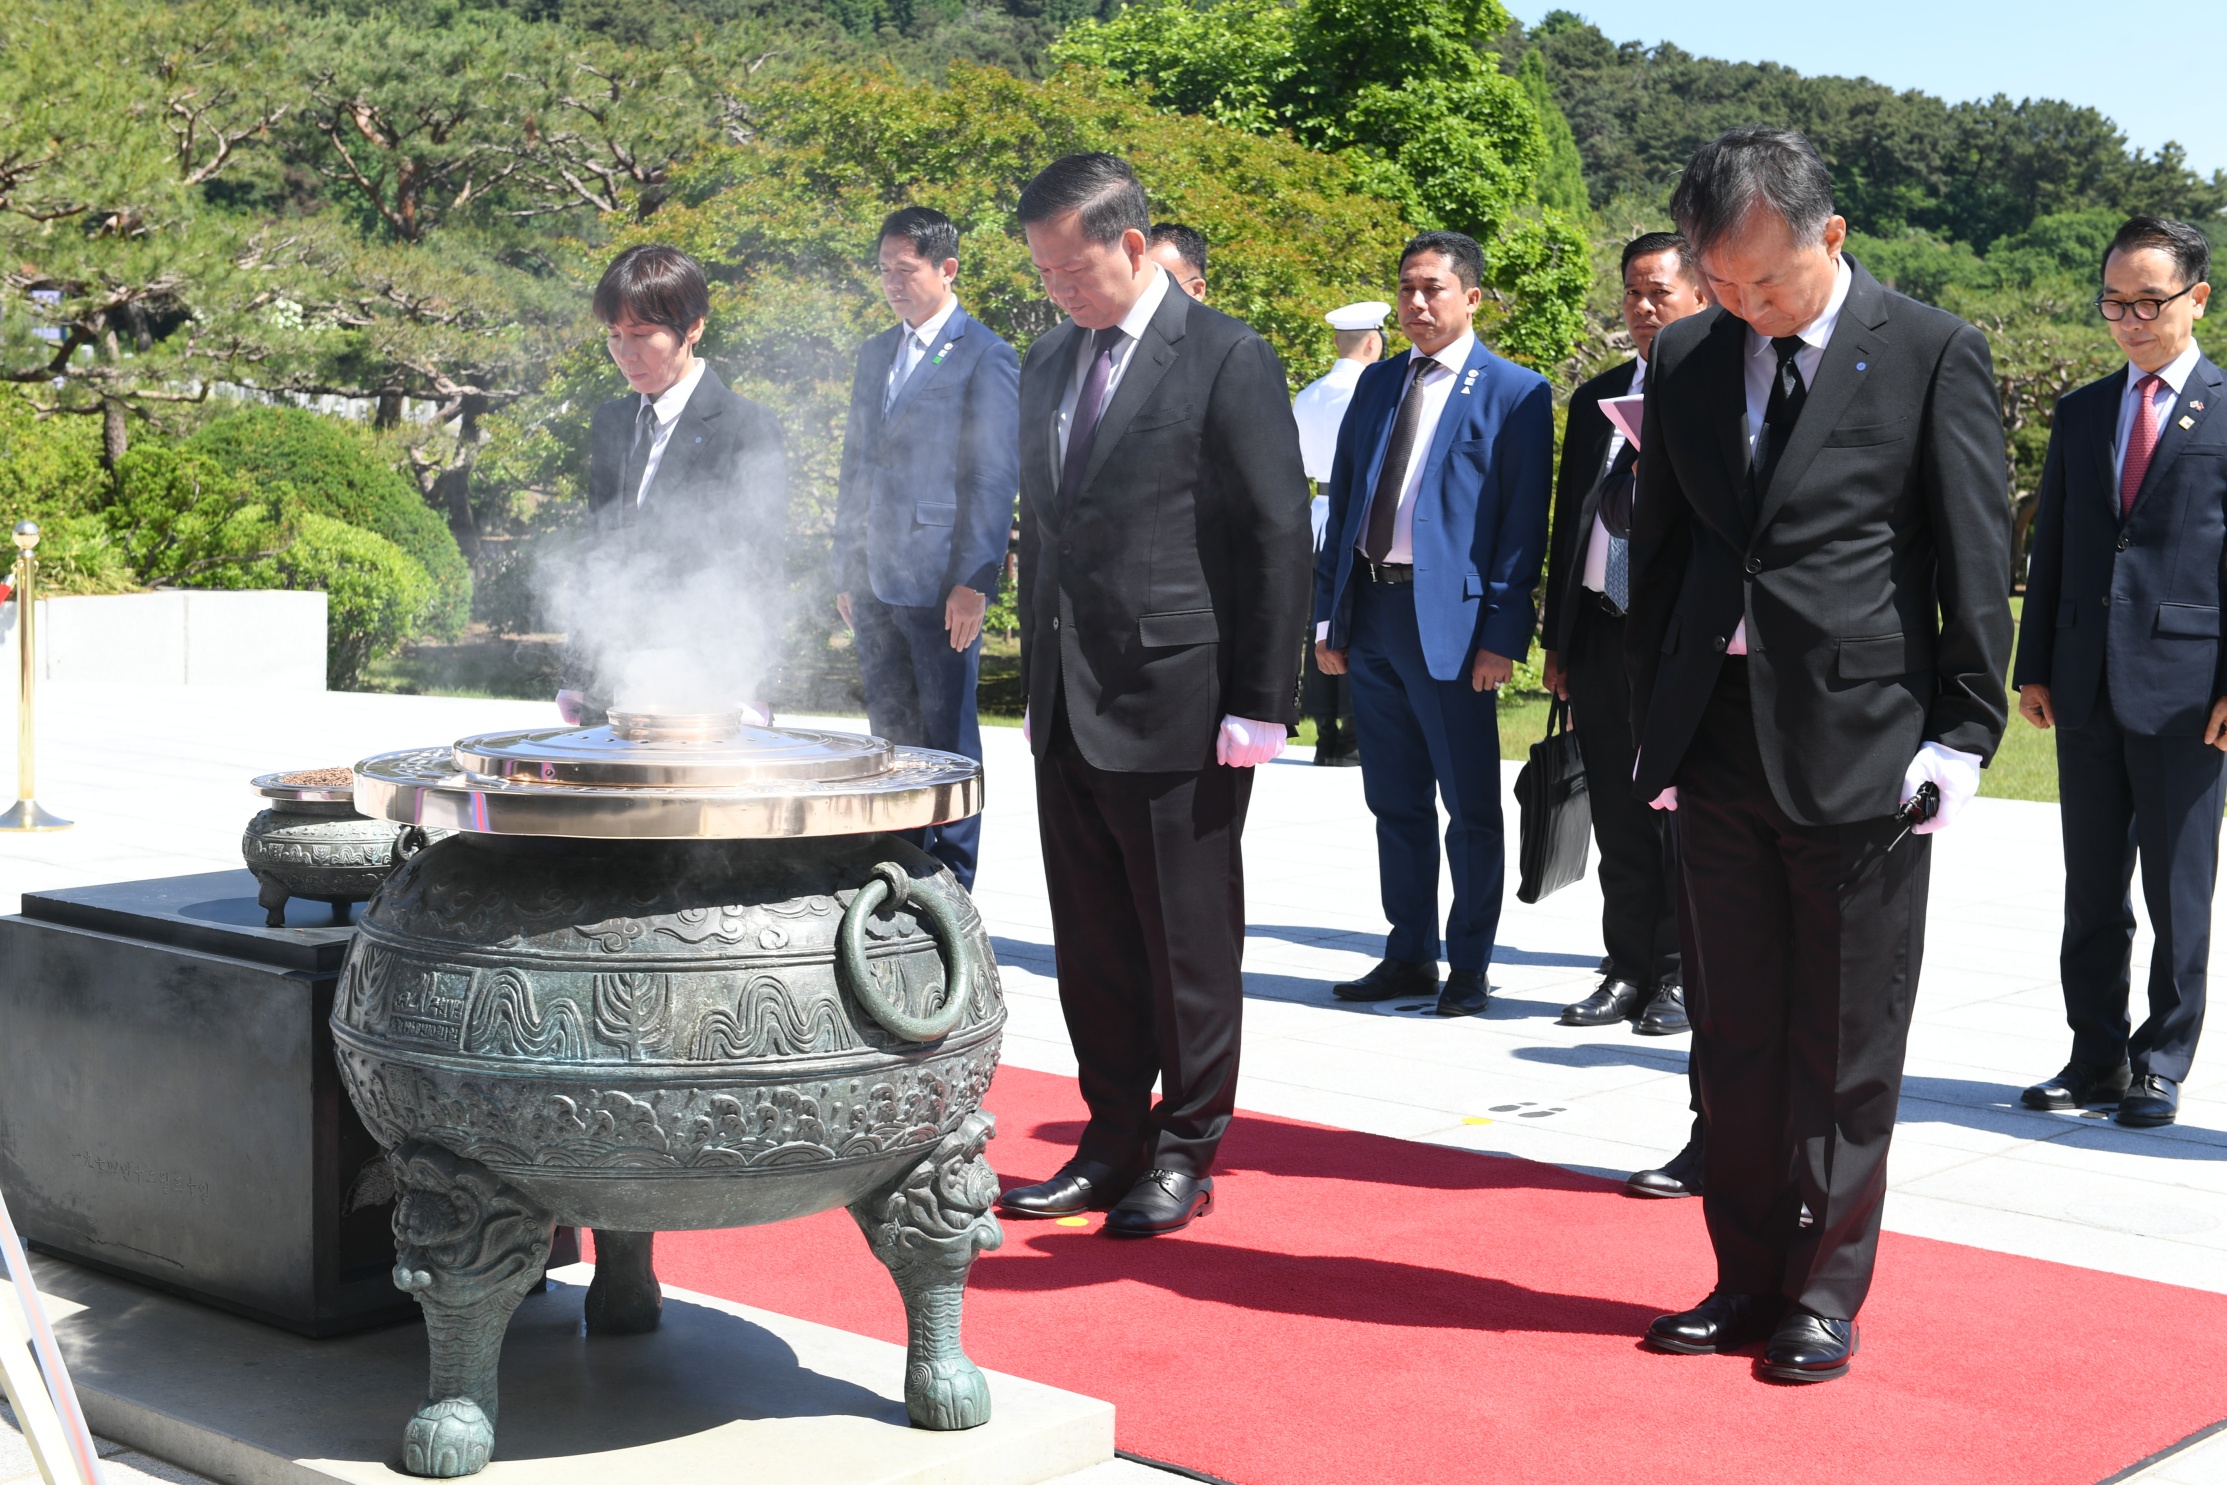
[688,973,854,1059]
[335,1040,1000,1173]
[465,969,587,1061]
[591,973,672,1061]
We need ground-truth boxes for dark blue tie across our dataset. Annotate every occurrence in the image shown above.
[1059,327,1123,507]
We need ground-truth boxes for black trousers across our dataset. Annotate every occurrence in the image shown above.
[2055,700,2225,1083]
[1675,661,1928,1320]
[1036,709,1254,1178]
[1567,598,1680,989]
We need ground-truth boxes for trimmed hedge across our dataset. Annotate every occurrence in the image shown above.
[185,407,471,640]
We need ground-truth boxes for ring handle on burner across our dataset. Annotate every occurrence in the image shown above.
[837,862,973,1042]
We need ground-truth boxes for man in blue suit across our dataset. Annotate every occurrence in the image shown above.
[2013,215,2223,1129]
[834,206,1021,888]
[1313,231,1556,1016]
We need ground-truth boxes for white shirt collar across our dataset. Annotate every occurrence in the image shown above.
[1412,329,1477,375]
[1630,353,1648,393]
[2128,341,2203,397]
[644,357,706,426]
[906,295,960,349]
[1747,254,1852,361]
[1114,264,1172,343]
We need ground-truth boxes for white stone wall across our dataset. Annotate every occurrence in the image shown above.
[0,591,328,691]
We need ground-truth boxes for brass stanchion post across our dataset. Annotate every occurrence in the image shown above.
[0,521,71,832]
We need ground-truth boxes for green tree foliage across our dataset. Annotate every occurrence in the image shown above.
[1517,50,1588,219]
[183,406,470,638]
[1507,11,2225,246]
[1050,0,1591,363]
[230,513,436,689]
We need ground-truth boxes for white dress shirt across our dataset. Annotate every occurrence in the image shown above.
[1056,264,1172,464]
[1363,331,1477,565]
[1292,356,1368,483]
[2113,340,2201,485]
[888,294,960,408]
[1726,255,1852,652]
[633,356,707,506]
[1580,355,1646,593]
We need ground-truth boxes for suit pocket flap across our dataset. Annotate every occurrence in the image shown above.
[914,502,957,527]
[2057,601,2078,629]
[1837,633,1923,680]
[2157,602,2221,637]
[1139,609,1220,647]
[1463,572,1486,598]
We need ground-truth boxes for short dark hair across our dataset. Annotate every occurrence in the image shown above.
[1670,126,1835,256]
[879,205,960,267]
[1400,230,1484,291]
[592,245,711,335]
[1620,231,1697,280]
[1149,222,1209,278]
[1017,153,1151,246]
[2104,215,2211,289]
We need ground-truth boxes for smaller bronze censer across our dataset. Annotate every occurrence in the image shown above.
[242,768,442,927]
[338,711,1002,1476]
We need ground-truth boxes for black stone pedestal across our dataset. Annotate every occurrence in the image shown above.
[0,870,421,1336]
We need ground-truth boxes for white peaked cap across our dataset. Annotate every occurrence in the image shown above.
[1324,301,1391,331]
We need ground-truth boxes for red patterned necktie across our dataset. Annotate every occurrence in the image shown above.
[2121,373,2166,518]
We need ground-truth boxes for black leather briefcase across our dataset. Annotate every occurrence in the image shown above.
[1515,698,1591,904]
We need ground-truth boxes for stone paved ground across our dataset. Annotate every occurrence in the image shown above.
[2,682,2223,1483]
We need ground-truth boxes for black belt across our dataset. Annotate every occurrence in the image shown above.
[1359,560,1414,585]
[1587,589,1625,619]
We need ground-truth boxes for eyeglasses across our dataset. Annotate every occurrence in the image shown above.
[2095,283,2198,322]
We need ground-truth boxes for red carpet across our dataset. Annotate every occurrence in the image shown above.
[609,1066,2227,1485]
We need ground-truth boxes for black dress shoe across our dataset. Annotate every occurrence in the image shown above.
[2117,1073,2180,1128]
[1761,1309,1858,1382]
[1634,982,1690,1036]
[1625,1138,1704,1199]
[1559,977,1644,1026]
[1435,968,1490,1017]
[1645,1291,1780,1354]
[1102,1169,1214,1237]
[998,1159,1132,1219]
[2021,1060,2133,1110]
[1332,957,1438,1002]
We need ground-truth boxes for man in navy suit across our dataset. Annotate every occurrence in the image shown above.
[2014,215,2223,1130]
[1313,231,1555,1016]
[833,206,1021,889]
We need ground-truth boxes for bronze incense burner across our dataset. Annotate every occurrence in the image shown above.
[336,711,1002,1476]
[242,768,441,927]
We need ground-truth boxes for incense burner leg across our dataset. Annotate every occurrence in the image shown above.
[584,1229,663,1335]
[848,1111,1003,1430]
[388,1140,554,1478]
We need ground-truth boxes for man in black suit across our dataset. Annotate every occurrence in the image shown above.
[1543,232,1708,1039]
[1147,222,1208,302]
[2013,216,2223,1131]
[994,154,1311,1237]
[832,206,1021,889]
[1626,128,2011,1383]
[559,245,787,721]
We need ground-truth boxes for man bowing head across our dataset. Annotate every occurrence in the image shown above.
[996,153,1311,1237]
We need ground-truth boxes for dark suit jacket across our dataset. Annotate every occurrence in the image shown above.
[573,365,787,703]
[832,303,1021,609]
[1311,340,1555,680]
[1541,358,1638,656]
[1625,257,2013,825]
[2013,353,2227,735]
[1017,282,1312,773]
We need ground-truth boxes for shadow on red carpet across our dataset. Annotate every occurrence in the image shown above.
[615,1065,2227,1485]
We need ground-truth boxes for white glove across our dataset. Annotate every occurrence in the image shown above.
[1901,741,1981,835]
[1022,704,1031,747]
[1648,787,1679,812]
[738,700,772,727]
[1217,715,1287,768]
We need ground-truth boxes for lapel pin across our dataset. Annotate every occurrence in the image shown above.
[2192,400,2206,411]
[1855,361,1867,371]
[2181,415,2197,429]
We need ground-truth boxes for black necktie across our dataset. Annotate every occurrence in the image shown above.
[1750,334,1808,503]
[621,396,656,508]
[1361,355,1437,562]
[1597,439,1638,538]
